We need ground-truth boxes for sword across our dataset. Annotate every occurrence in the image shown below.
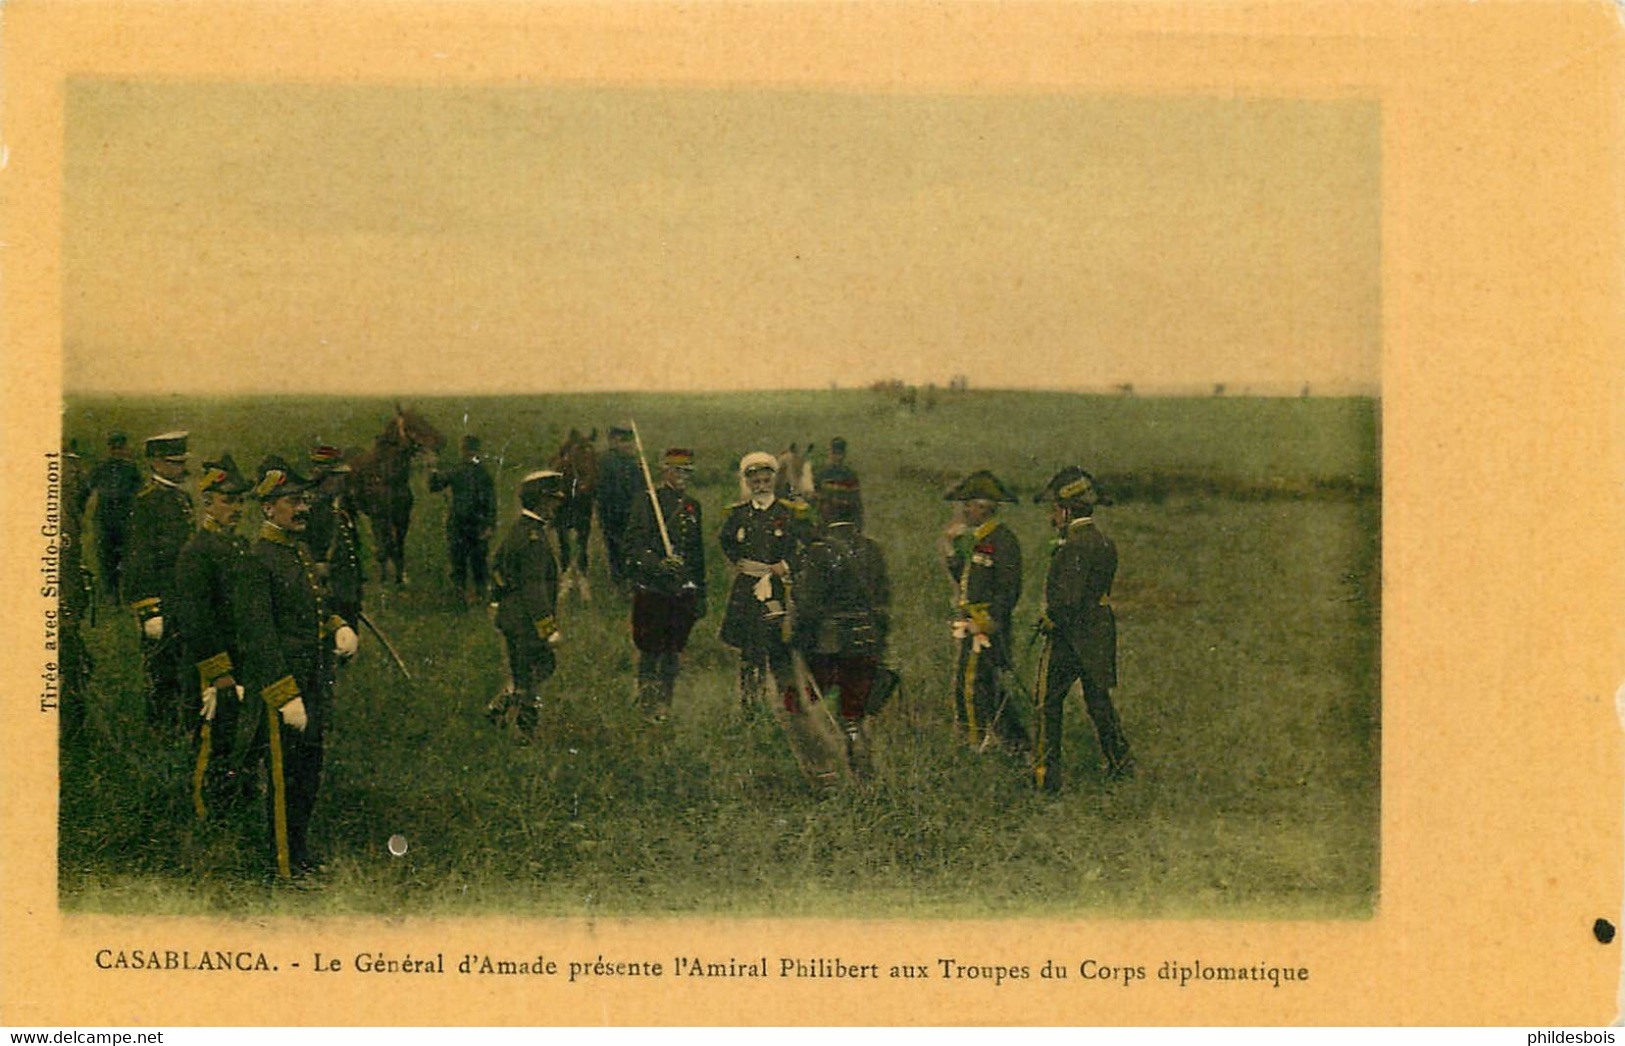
[359,610,412,680]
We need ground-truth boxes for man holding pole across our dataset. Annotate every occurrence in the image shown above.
[624,439,706,723]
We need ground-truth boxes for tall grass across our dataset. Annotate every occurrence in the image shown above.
[59,390,1379,918]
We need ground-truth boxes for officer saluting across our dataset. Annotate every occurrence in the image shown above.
[123,431,196,731]
[173,454,253,817]
[489,469,566,739]
[719,452,814,713]
[1033,467,1132,789]
[239,457,352,877]
[939,470,1029,752]
[625,448,706,722]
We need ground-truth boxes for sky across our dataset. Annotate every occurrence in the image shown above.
[63,82,1380,395]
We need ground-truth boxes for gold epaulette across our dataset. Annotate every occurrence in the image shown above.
[533,615,557,639]
[129,596,161,618]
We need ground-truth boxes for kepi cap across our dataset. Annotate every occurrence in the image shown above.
[145,431,189,461]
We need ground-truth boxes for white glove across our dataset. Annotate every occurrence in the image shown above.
[951,619,971,640]
[280,697,309,732]
[334,625,359,658]
[546,631,562,646]
[143,616,164,641]
[201,686,218,722]
[752,575,774,602]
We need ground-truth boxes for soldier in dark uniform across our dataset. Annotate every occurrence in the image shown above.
[793,474,889,773]
[239,457,345,877]
[625,448,706,722]
[123,432,195,732]
[489,469,566,738]
[813,436,862,528]
[173,455,253,816]
[1033,466,1133,790]
[429,435,497,607]
[85,431,141,599]
[305,445,365,648]
[938,470,1029,751]
[595,426,641,592]
[59,440,94,746]
[719,452,814,713]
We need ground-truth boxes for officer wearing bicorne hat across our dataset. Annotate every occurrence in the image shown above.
[719,452,815,714]
[173,453,253,817]
[938,469,1029,752]
[1032,466,1132,790]
[488,469,566,738]
[238,456,353,877]
[123,431,196,731]
[625,447,707,722]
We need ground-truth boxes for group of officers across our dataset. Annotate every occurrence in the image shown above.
[62,423,1134,880]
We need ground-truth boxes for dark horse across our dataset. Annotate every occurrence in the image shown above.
[551,427,599,601]
[349,405,444,586]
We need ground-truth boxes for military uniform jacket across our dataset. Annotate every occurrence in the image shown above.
[429,461,497,533]
[595,450,641,527]
[794,523,889,657]
[87,457,141,524]
[174,517,251,688]
[123,476,195,620]
[304,495,364,626]
[239,523,338,706]
[718,496,813,648]
[1045,518,1118,689]
[944,519,1022,650]
[491,512,560,639]
[625,486,706,599]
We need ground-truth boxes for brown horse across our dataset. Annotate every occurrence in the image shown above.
[551,427,599,600]
[349,405,444,586]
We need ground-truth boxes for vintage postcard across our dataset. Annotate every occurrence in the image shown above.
[2,0,1621,1027]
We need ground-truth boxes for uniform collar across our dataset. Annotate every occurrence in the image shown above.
[259,521,299,546]
[1065,517,1095,539]
[521,509,547,524]
[149,472,182,490]
[201,515,233,535]
[750,494,776,511]
[972,518,1001,542]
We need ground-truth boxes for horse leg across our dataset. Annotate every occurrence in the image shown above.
[395,499,412,586]
[572,520,592,602]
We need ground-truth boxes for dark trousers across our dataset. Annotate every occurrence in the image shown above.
[97,519,127,597]
[736,627,796,712]
[808,654,877,722]
[633,589,698,715]
[141,633,185,732]
[952,636,1028,749]
[502,627,556,732]
[247,687,327,873]
[1037,638,1130,789]
[447,526,490,597]
[601,513,629,583]
[191,674,249,815]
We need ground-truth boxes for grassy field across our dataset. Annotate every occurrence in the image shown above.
[59,389,1380,919]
